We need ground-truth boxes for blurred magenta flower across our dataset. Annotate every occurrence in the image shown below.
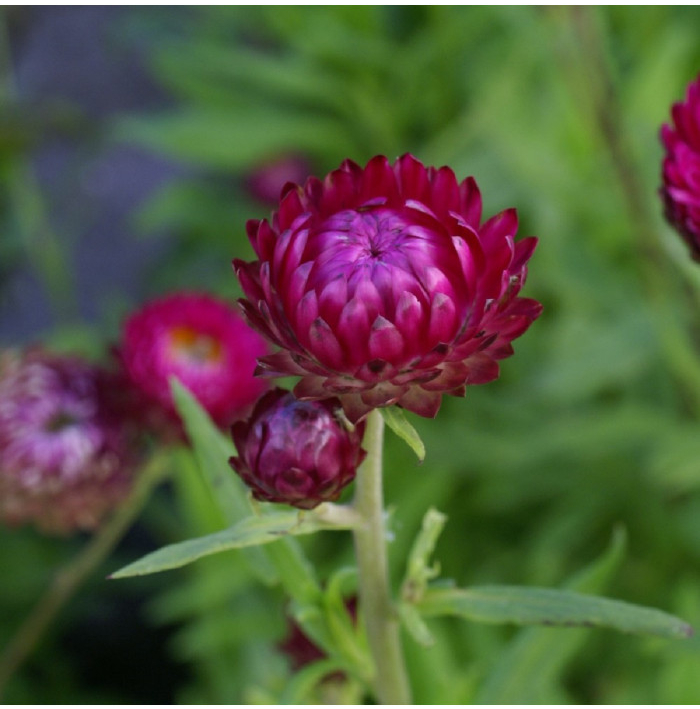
[0,350,136,534]
[235,154,542,422]
[229,388,365,509]
[246,154,312,204]
[120,292,269,430]
[661,75,700,260]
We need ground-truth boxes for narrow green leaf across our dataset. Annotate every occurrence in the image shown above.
[381,406,426,462]
[171,378,249,523]
[111,510,354,579]
[399,602,435,647]
[476,527,627,704]
[170,378,277,583]
[279,659,345,705]
[402,507,447,603]
[418,585,693,640]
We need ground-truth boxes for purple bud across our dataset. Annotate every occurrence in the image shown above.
[229,389,365,510]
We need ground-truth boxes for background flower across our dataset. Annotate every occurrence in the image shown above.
[230,388,365,509]
[660,74,700,260]
[235,154,542,422]
[0,350,137,534]
[120,292,270,432]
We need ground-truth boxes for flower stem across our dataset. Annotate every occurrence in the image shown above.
[0,453,169,700]
[352,409,411,704]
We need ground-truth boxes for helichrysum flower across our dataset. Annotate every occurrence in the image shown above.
[229,388,365,510]
[0,350,136,534]
[120,292,269,430]
[661,75,700,260]
[235,154,542,422]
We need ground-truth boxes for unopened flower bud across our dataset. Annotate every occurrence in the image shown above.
[229,389,365,510]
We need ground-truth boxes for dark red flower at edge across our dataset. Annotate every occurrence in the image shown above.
[661,74,700,261]
[234,154,542,422]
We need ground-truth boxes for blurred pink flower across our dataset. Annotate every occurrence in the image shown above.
[661,75,700,260]
[230,388,365,510]
[246,154,312,205]
[235,154,542,422]
[0,350,136,534]
[120,292,270,431]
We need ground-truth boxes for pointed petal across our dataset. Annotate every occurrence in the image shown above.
[369,316,405,363]
[309,318,344,369]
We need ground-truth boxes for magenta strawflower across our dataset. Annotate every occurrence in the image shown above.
[229,388,365,510]
[0,350,136,534]
[661,75,700,260]
[235,154,542,422]
[120,292,270,431]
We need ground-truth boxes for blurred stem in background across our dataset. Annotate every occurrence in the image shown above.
[0,11,78,326]
[0,453,169,701]
[560,6,700,417]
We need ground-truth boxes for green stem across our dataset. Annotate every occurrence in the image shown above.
[352,409,411,704]
[0,453,169,700]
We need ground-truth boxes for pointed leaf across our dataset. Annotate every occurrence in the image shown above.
[476,527,627,704]
[381,406,426,462]
[418,585,692,639]
[170,378,276,583]
[111,510,354,579]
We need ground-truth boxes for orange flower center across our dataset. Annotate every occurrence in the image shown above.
[169,327,223,364]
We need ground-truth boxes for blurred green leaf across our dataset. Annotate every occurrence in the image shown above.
[115,108,355,170]
[418,585,692,639]
[476,527,627,703]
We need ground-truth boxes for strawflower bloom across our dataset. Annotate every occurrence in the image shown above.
[661,74,700,260]
[0,350,136,534]
[229,388,365,510]
[120,292,269,431]
[235,154,542,422]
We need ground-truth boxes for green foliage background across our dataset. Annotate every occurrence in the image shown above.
[4,6,700,703]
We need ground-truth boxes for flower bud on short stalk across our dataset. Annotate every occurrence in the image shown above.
[229,388,366,510]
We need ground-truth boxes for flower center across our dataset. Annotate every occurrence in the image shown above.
[169,326,223,364]
[45,411,79,432]
[310,208,418,281]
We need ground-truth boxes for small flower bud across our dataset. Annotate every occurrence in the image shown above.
[229,389,365,510]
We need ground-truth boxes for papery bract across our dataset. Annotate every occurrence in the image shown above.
[661,75,700,260]
[229,388,365,510]
[120,292,269,432]
[235,154,542,422]
[0,350,136,534]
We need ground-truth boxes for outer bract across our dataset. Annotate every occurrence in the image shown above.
[120,292,269,431]
[235,154,542,422]
[661,75,700,260]
[229,388,365,510]
[0,350,136,534]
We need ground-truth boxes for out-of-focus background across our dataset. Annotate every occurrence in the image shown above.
[4,6,700,703]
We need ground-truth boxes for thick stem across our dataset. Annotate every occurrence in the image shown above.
[0,453,168,700]
[352,409,411,704]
